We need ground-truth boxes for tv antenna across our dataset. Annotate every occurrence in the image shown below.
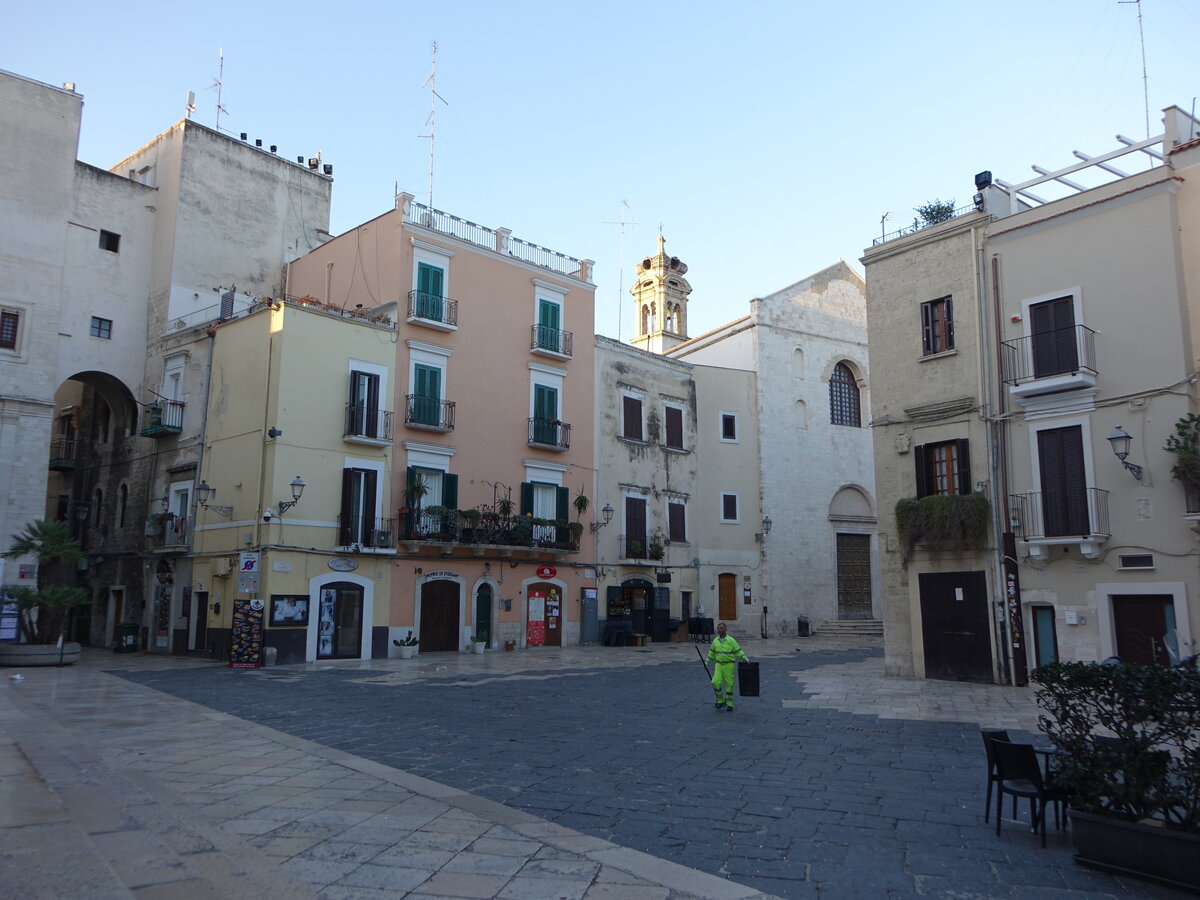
[604,201,638,343]
[185,90,196,120]
[420,41,449,209]
[1118,0,1150,139]
[209,47,229,132]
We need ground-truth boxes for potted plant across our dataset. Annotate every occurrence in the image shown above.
[0,520,90,666]
[628,539,644,558]
[470,631,487,654]
[894,493,989,563]
[459,507,482,542]
[392,630,420,659]
[1165,413,1200,507]
[1033,660,1200,892]
[567,520,584,549]
[649,540,665,560]
[504,638,516,652]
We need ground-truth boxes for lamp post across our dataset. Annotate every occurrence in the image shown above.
[1106,426,1144,480]
[276,476,306,515]
[195,480,234,518]
[590,503,614,533]
[755,515,773,543]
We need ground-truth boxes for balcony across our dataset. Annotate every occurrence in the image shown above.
[1009,488,1110,559]
[48,438,76,471]
[1001,325,1098,401]
[406,289,458,332]
[149,515,189,549]
[528,417,570,451]
[530,324,573,359]
[405,396,455,432]
[337,515,396,550]
[140,400,184,438]
[344,404,394,445]
[398,508,579,558]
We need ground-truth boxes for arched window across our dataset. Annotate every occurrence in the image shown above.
[829,362,860,427]
[117,484,128,528]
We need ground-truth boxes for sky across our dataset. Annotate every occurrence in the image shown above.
[4,1,1198,342]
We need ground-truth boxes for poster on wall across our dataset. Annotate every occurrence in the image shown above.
[155,585,171,648]
[546,592,560,632]
[229,597,264,668]
[527,590,546,646]
[0,586,19,641]
[318,588,336,657]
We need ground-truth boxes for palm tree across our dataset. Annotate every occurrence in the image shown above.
[3,520,89,643]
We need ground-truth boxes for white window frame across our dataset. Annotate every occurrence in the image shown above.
[529,362,566,419]
[620,388,646,442]
[720,491,740,524]
[532,278,567,330]
[407,340,451,399]
[1019,286,1084,339]
[719,410,739,443]
[412,240,454,297]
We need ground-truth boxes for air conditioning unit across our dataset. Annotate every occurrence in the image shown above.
[371,529,394,548]
[210,557,231,576]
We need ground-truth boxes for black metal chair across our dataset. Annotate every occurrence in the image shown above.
[992,739,1069,847]
[980,728,1013,823]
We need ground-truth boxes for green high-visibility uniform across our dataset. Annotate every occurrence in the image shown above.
[707,633,746,708]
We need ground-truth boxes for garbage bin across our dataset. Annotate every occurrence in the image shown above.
[114,622,139,653]
[737,661,760,697]
[797,616,810,638]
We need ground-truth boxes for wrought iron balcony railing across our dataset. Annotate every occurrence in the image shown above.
[405,395,455,432]
[1001,324,1098,387]
[48,438,77,470]
[140,400,184,437]
[337,515,396,549]
[1009,488,1111,540]
[530,324,573,357]
[528,417,570,450]
[344,404,394,442]
[407,289,458,327]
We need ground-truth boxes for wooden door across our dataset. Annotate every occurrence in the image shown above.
[542,584,562,647]
[420,580,459,651]
[718,573,737,621]
[836,533,872,620]
[918,571,993,682]
[1112,595,1173,665]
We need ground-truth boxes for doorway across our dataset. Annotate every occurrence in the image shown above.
[918,571,993,682]
[1030,605,1057,668]
[104,587,125,648]
[474,583,493,646]
[836,533,872,620]
[189,590,208,652]
[718,573,737,621]
[317,583,364,659]
[1112,594,1175,666]
[420,579,459,651]
[527,582,563,647]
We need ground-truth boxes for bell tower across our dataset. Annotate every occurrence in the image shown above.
[629,235,691,354]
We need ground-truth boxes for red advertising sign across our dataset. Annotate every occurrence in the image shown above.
[536,565,556,579]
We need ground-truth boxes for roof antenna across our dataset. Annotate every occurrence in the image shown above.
[604,201,638,343]
[420,41,449,209]
[185,90,196,120]
[209,47,229,132]
[1118,0,1150,140]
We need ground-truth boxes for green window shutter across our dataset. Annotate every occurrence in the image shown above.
[537,300,560,351]
[413,364,440,426]
[442,473,458,509]
[416,264,445,320]
[555,486,568,521]
[520,482,534,516]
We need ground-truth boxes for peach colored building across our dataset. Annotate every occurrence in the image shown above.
[287,193,597,653]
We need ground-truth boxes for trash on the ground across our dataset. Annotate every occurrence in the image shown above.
[3,673,24,681]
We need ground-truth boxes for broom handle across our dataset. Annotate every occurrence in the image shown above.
[695,644,711,679]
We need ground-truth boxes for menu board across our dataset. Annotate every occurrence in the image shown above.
[527,590,546,646]
[229,597,264,668]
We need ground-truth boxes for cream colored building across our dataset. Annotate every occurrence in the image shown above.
[287,193,597,654]
[863,106,1200,680]
[192,301,394,664]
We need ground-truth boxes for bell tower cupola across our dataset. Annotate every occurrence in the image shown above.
[629,235,691,354]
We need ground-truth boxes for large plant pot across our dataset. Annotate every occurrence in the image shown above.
[471,641,485,654]
[0,642,82,666]
[396,644,418,659]
[1070,809,1200,893]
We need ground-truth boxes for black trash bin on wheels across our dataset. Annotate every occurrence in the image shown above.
[797,616,810,637]
[737,661,760,697]
[114,622,139,653]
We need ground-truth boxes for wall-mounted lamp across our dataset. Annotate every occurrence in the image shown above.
[195,480,234,518]
[267,427,283,439]
[275,476,306,515]
[1106,426,1144,480]
[755,515,773,543]
[590,503,615,533]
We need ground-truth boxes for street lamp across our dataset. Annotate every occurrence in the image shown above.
[276,476,306,515]
[755,515,773,543]
[195,480,234,518]
[1106,426,1144,480]
[590,503,614,533]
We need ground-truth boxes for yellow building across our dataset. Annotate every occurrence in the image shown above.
[191,299,395,663]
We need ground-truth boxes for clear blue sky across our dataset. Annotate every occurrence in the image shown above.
[4,1,1197,341]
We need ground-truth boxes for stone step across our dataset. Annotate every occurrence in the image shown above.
[812,619,883,637]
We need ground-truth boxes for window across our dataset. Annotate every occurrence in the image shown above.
[99,230,120,253]
[1030,296,1078,378]
[829,362,860,427]
[90,317,113,339]
[411,364,441,427]
[415,262,445,320]
[721,493,739,523]
[720,412,738,442]
[664,405,684,449]
[532,383,559,444]
[340,468,379,545]
[668,501,687,542]
[914,439,971,497]
[1037,425,1089,536]
[0,310,18,349]
[117,484,128,529]
[921,295,954,355]
[624,496,647,556]
[622,394,644,441]
[521,481,567,544]
[348,370,382,436]
[536,298,562,352]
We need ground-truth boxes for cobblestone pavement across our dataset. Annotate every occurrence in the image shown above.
[84,637,1187,900]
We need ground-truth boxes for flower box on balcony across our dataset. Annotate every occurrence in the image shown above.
[894,493,990,563]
